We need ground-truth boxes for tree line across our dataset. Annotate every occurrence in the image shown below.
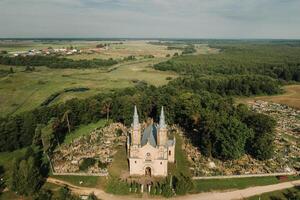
[0,82,276,161]
[0,55,118,69]
[154,44,300,83]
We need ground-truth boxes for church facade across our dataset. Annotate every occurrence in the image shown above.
[127,106,175,177]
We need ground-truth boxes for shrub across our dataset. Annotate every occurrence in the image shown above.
[173,174,194,195]
[79,158,96,171]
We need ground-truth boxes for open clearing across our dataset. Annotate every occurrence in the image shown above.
[0,40,221,117]
[0,58,177,117]
[237,84,300,109]
[69,40,181,59]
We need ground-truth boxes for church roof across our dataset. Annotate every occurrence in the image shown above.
[141,124,157,147]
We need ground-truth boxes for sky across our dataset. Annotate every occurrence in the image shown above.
[0,0,299,39]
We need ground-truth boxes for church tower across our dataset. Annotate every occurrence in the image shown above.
[131,106,141,146]
[158,106,167,146]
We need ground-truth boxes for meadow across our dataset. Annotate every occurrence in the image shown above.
[69,40,181,59]
[247,186,300,200]
[0,40,221,118]
[192,176,300,193]
[0,57,177,117]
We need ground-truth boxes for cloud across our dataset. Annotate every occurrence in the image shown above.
[0,0,299,38]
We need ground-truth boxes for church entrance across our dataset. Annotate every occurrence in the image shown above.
[145,167,151,177]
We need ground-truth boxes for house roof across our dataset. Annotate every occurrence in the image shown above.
[141,124,157,147]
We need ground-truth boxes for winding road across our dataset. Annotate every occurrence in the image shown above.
[47,177,300,200]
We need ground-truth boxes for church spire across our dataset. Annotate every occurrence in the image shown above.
[159,106,166,128]
[133,105,139,127]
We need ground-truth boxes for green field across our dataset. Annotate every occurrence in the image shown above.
[69,40,181,59]
[0,58,177,117]
[50,175,102,188]
[0,40,223,118]
[192,176,300,193]
[247,186,300,200]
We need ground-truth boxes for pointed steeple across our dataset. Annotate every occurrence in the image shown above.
[159,106,166,128]
[133,105,139,127]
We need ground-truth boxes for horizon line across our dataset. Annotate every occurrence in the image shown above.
[0,37,300,41]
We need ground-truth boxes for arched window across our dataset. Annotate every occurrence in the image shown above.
[169,150,171,156]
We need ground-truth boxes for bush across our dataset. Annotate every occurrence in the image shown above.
[33,189,53,200]
[173,174,193,195]
[98,161,107,169]
[161,183,174,197]
[79,158,96,171]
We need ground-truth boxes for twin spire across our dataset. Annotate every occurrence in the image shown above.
[133,105,166,128]
[159,106,166,128]
[133,105,139,128]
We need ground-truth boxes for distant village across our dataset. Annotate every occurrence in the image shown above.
[11,47,82,57]
[9,43,113,57]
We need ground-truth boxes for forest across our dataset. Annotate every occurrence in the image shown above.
[155,44,300,81]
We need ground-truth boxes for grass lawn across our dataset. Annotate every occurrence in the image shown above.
[247,186,300,200]
[236,84,300,109]
[108,145,128,178]
[50,175,106,188]
[63,119,106,144]
[168,133,191,177]
[192,175,300,193]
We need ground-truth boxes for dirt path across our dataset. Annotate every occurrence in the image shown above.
[47,177,134,200]
[47,177,300,200]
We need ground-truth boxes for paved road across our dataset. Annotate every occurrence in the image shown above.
[47,177,300,200]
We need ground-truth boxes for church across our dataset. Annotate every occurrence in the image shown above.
[127,106,175,177]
